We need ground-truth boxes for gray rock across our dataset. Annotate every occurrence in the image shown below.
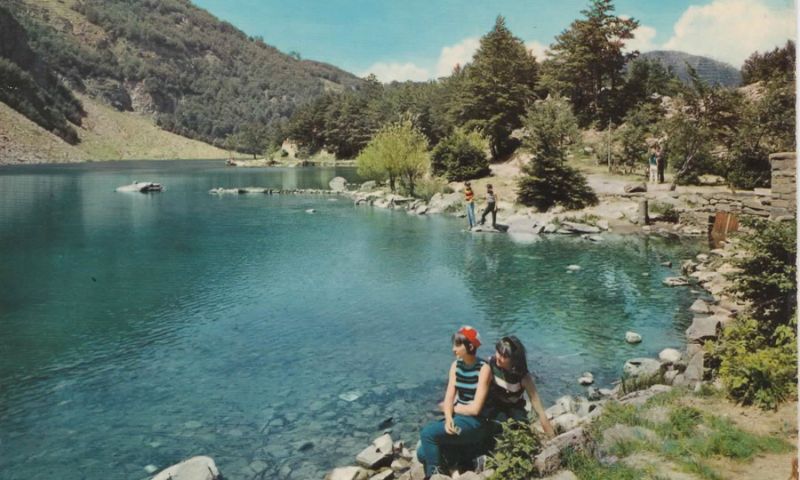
[427,192,462,213]
[566,264,582,272]
[578,372,594,385]
[686,316,722,343]
[543,223,559,233]
[430,475,452,480]
[152,456,220,480]
[117,181,163,193]
[658,348,682,364]
[554,413,581,432]
[689,299,712,314]
[624,183,647,193]
[696,253,709,262]
[597,220,610,231]
[623,358,662,379]
[625,331,642,344]
[660,261,673,267]
[326,466,365,480]
[329,177,348,192]
[664,369,679,384]
[587,387,601,401]
[534,427,591,476]
[663,276,689,287]
[681,260,698,274]
[600,424,658,452]
[619,385,672,406]
[672,373,687,387]
[369,470,394,480]
[685,351,705,384]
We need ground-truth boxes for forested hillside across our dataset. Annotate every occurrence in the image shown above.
[1,0,362,150]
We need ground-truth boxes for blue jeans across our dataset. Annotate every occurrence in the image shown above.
[466,203,476,228]
[417,415,491,477]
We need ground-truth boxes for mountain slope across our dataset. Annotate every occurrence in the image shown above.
[0,93,233,164]
[3,0,362,147]
[640,50,742,87]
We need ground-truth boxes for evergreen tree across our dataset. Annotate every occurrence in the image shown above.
[540,0,638,126]
[457,16,538,160]
[516,96,597,211]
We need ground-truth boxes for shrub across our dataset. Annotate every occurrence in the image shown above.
[356,120,430,195]
[516,156,598,211]
[430,128,490,181]
[486,419,542,480]
[412,176,449,201]
[710,315,797,410]
[729,219,796,330]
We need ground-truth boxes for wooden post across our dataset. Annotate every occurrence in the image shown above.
[638,200,649,225]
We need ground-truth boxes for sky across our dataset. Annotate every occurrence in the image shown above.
[191,0,797,82]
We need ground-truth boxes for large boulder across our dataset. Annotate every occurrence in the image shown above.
[658,348,682,364]
[534,427,592,476]
[685,316,722,343]
[623,358,662,379]
[329,176,348,192]
[356,434,394,469]
[427,192,463,214]
[152,456,220,480]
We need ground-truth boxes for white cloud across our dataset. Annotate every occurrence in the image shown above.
[435,37,480,77]
[361,62,430,83]
[525,40,549,60]
[624,25,658,53]
[663,0,795,67]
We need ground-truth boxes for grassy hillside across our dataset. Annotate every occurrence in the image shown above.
[3,0,362,148]
[0,93,235,164]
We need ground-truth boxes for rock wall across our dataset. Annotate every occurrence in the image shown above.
[770,152,796,220]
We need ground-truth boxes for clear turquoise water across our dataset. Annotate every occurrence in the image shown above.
[0,161,703,479]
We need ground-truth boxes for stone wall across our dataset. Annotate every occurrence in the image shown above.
[770,152,796,220]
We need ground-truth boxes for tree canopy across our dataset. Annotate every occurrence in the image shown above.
[456,16,539,160]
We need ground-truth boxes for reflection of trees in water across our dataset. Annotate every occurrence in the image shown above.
[455,235,702,350]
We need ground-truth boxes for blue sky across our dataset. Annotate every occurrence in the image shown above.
[192,0,796,82]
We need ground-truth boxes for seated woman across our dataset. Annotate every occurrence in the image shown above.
[488,336,555,437]
[417,326,493,478]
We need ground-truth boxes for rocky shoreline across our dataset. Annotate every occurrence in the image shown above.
[154,177,760,480]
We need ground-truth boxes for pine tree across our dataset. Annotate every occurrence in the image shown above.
[457,16,538,160]
[540,0,638,126]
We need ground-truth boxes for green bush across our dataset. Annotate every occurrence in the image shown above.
[486,419,542,480]
[516,156,598,211]
[729,219,796,329]
[412,176,450,201]
[710,315,797,410]
[430,128,490,181]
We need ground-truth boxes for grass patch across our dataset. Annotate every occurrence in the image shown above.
[563,450,644,480]
[620,371,666,395]
[588,395,794,480]
[562,213,601,225]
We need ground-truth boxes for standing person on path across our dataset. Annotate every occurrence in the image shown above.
[479,184,498,228]
[417,326,492,479]
[648,146,658,184]
[464,182,476,229]
[486,336,555,437]
[656,144,666,184]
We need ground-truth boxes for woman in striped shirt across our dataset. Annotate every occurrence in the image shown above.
[417,326,492,478]
[487,336,555,437]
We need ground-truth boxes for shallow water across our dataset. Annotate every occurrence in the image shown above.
[0,161,703,479]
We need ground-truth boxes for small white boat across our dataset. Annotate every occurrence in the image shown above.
[116,182,163,193]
